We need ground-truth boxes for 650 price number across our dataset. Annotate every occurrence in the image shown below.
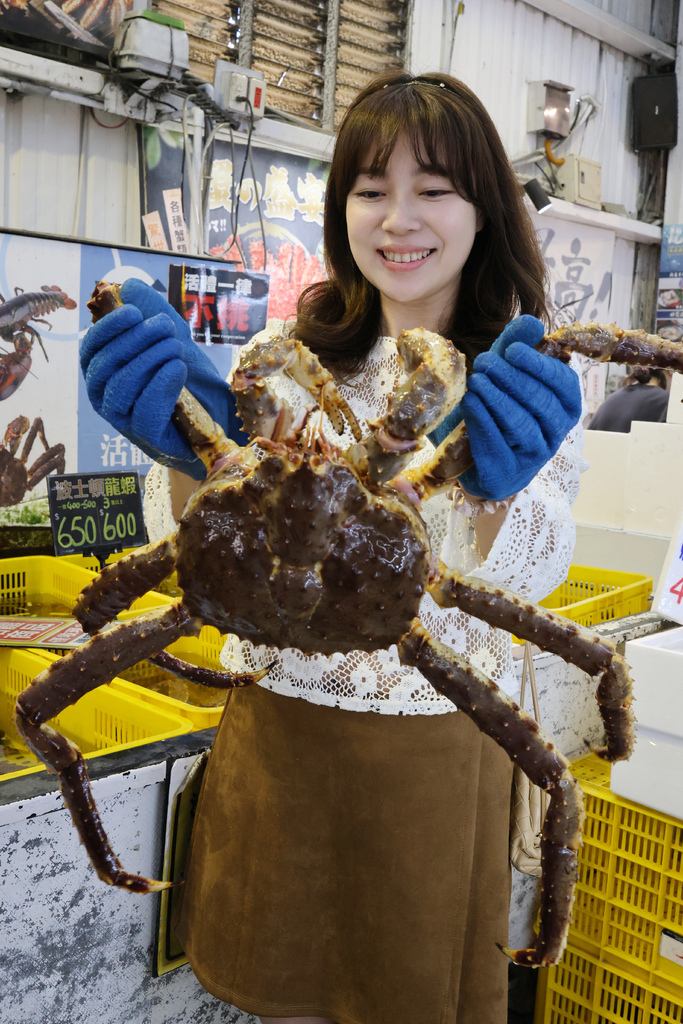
[57,511,140,549]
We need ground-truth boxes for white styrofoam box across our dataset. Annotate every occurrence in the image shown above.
[572,429,628,529]
[623,421,683,537]
[622,627,683,732]
[610,626,683,819]
[667,372,683,424]
[611,725,683,821]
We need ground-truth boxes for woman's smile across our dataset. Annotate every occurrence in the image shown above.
[377,247,436,267]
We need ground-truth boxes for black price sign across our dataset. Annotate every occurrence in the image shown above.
[47,471,147,560]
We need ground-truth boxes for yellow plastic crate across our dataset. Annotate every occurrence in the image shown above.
[560,753,683,992]
[0,648,191,782]
[61,548,138,574]
[541,565,653,628]
[0,554,172,618]
[535,944,683,1024]
[110,624,228,730]
[512,564,653,643]
[23,553,226,727]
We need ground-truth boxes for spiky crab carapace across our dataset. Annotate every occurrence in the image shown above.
[15,284,683,968]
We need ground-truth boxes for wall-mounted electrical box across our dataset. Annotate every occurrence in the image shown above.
[112,11,189,80]
[527,80,573,139]
[214,60,266,119]
[554,154,602,210]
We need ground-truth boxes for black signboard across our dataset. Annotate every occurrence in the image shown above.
[47,471,147,563]
[168,264,269,345]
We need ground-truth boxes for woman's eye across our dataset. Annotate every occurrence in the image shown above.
[422,189,451,197]
[356,189,383,198]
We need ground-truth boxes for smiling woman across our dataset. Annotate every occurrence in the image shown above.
[81,68,584,1024]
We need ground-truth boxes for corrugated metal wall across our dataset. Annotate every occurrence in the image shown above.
[582,0,653,35]
[411,0,651,217]
[0,90,140,246]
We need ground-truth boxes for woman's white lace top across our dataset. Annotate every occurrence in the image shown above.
[144,320,587,716]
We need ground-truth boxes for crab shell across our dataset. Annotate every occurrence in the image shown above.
[176,440,431,654]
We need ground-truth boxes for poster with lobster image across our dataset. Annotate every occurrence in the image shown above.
[0,230,80,529]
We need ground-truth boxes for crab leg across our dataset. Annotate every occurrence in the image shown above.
[362,327,467,485]
[406,320,683,500]
[148,650,272,688]
[232,334,362,443]
[538,321,683,368]
[398,620,584,967]
[428,569,634,762]
[87,283,239,475]
[14,603,201,892]
[74,537,179,633]
[172,387,239,473]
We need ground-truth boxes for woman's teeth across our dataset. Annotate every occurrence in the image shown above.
[381,249,433,263]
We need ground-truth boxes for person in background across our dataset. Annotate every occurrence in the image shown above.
[588,365,670,432]
[80,69,584,1024]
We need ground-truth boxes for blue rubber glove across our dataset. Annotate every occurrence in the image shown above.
[429,315,582,500]
[80,279,242,479]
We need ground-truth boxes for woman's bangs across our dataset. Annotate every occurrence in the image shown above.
[341,109,403,187]
[336,79,482,207]
[406,101,474,202]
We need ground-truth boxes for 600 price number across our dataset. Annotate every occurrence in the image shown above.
[57,511,139,549]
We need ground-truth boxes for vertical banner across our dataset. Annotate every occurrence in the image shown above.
[656,224,683,344]
[142,212,169,252]
[534,217,616,414]
[162,189,190,254]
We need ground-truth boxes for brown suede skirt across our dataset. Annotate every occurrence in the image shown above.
[174,683,514,1024]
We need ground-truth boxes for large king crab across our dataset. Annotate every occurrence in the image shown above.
[14,284,683,968]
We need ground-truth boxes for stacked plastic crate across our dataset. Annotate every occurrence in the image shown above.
[535,754,683,1023]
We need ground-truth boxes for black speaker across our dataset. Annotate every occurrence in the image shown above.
[632,74,678,151]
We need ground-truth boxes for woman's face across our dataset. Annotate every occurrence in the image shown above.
[345,135,482,337]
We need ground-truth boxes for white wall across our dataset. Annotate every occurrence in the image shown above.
[0,91,140,245]
[410,0,648,217]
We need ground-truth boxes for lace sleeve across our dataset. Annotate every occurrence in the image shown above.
[444,358,589,603]
[142,463,175,543]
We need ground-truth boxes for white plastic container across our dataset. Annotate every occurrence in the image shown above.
[113,11,189,80]
[610,625,683,819]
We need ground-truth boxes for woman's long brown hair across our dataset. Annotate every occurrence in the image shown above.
[294,68,549,372]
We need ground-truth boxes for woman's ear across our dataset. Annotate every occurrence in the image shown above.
[475,208,486,232]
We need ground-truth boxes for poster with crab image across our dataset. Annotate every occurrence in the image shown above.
[140,126,328,325]
[0,0,135,58]
[0,229,81,527]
